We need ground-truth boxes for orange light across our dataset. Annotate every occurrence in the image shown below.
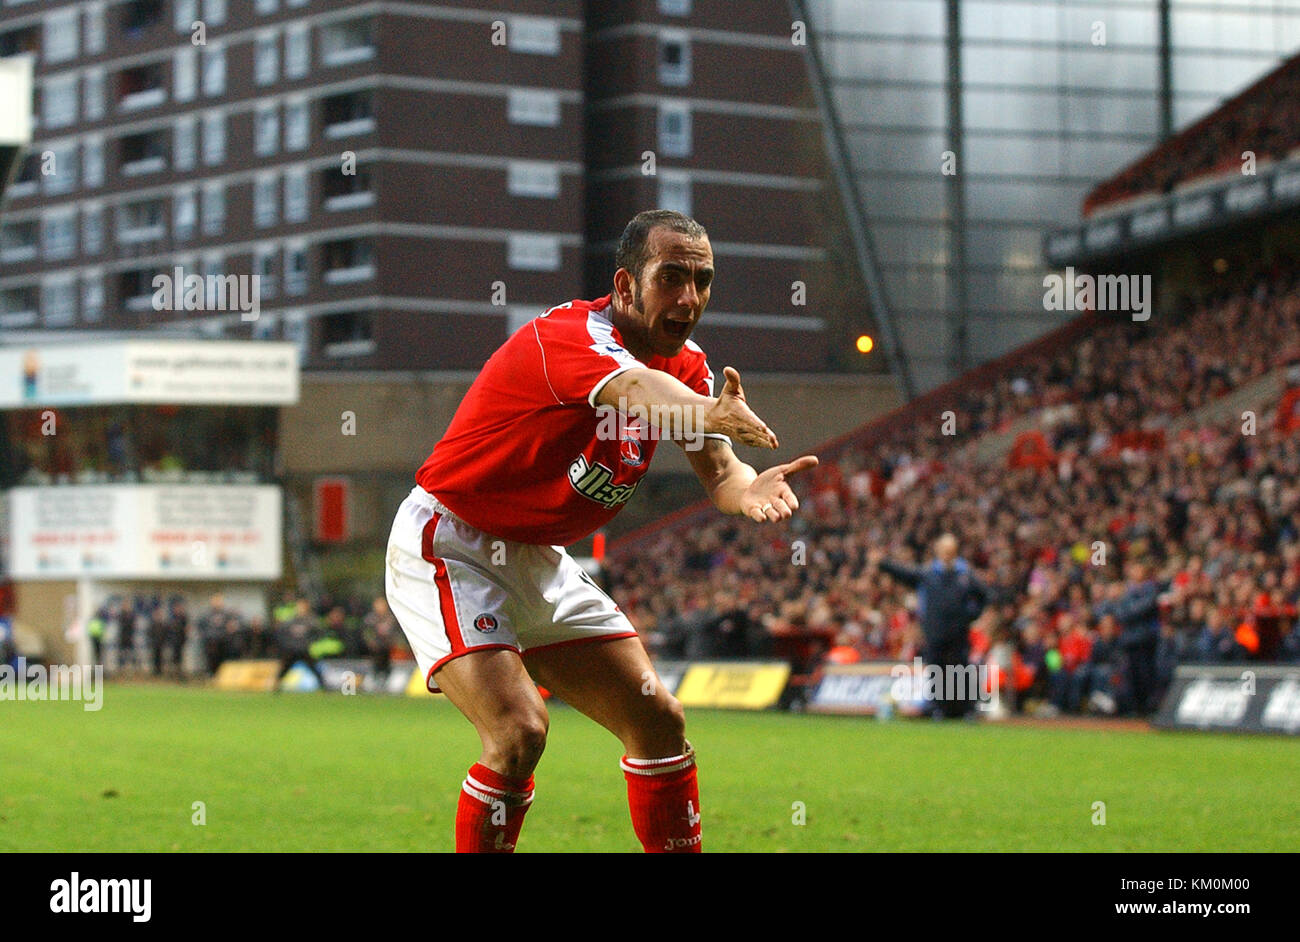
[855,334,875,354]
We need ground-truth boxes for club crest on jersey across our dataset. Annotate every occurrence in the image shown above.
[474,613,499,633]
[568,454,640,508]
[619,421,645,468]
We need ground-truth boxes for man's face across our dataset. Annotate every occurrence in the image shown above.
[618,228,714,359]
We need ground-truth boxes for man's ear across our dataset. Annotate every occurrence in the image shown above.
[613,267,635,307]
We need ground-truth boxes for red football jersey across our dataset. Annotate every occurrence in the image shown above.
[417,296,727,546]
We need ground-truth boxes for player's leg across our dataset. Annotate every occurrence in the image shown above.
[525,637,702,853]
[433,649,548,853]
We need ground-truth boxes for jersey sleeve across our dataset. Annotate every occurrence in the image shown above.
[530,309,642,408]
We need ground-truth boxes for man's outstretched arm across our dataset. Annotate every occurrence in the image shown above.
[597,364,778,449]
[683,437,818,523]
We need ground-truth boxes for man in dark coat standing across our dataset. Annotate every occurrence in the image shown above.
[873,534,992,718]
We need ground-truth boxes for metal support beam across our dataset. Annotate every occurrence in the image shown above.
[788,0,917,399]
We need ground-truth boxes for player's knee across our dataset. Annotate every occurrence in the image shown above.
[654,693,687,743]
[491,713,549,775]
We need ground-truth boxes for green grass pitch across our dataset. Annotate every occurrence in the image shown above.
[2,685,1295,852]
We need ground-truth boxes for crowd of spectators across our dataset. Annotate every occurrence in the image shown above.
[607,269,1300,717]
[1084,52,1300,213]
[85,590,408,686]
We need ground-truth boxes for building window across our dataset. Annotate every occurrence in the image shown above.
[508,233,561,271]
[286,23,311,79]
[284,98,309,150]
[256,31,280,86]
[509,17,560,55]
[322,165,373,210]
[83,138,104,187]
[84,2,106,54]
[254,173,279,228]
[174,188,197,241]
[202,253,225,308]
[202,110,225,165]
[508,161,560,199]
[82,204,104,254]
[255,0,278,14]
[82,272,104,322]
[42,75,78,129]
[43,212,77,260]
[658,102,692,157]
[175,46,198,102]
[202,181,225,235]
[658,171,692,215]
[122,0,165,37]
[507,89,561,127]
[285,243,308,295]
[44,8,79,64]
[84,69,105,121]
[175,0,197,32]
[174,115,197,170]
[0,286,39,327]
[255,244,278,299]
[658,33,691,86]
[255,103,280,156]
[659,0,692,14]
[203,0,227,27]
[284,167,308,222]
[43,277,78,327]
[203,43,227,97]
[42,144,78,196]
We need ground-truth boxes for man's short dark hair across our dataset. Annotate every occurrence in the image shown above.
[615,210,708,281]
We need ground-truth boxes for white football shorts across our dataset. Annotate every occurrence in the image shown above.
[385,486,638,693]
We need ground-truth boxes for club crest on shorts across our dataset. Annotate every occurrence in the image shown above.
[473,613,499,633]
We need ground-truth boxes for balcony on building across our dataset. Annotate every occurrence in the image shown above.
[121,0,166,39]
[118,268,159,312]
[320,18,376,67]
[118,62,168,112]
[118,128,169,177]
[0,220,38,263]
[320,238,375,285]
[321,89,375,139]
[320,311,376,358]
[0,286,39,328]
[322,165,374,212]
[117,199,167,245]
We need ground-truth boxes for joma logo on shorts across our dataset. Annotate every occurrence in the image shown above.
[664,834,702,851]
[568,455,639,508]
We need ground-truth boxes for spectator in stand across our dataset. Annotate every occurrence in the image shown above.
[1092,562,1168,715]
[363,597,400,682]
[274,599,327,691]
[873,534,992,719]
[1197,606,1244,662]
[197,594,233,677]
[245,615,273,659]
[1075,615,1123,715]
[164,597,188,678]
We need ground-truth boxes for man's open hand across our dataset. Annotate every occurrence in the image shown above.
[706,367,779,449]
[742,455,819,522]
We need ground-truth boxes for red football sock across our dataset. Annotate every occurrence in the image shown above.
[455,762,534,853]
[622,745,702,853]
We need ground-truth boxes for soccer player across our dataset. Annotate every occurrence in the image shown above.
[385,210,818,853]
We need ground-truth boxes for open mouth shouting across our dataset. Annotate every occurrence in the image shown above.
[663,316,693,341]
